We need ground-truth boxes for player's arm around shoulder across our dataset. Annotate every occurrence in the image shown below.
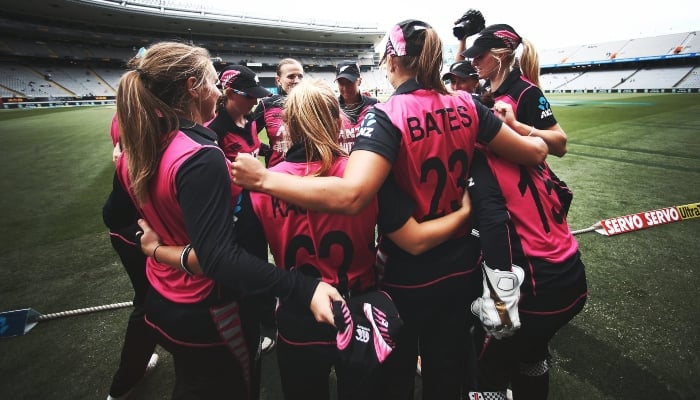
[488,121,548,166]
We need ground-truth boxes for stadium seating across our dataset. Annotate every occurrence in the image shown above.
[0,0,697,106]
[675,67,700,88]
[552,69,638,91]
[567,41,630,64]
[615,32,692,59]
[615,66,694,90]
[540,72,584,91]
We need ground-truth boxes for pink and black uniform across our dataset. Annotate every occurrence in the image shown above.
[115,121,319,399]
[208,63,271,178]
[492,68,556,133]
[109,112,120,146]
[207,110,261,199]
[334,61,379,153]
[250,153,379,297]
[208,115,261,161]
[467,68,587,397]
[338,93,378,153]
[102,114,158,398]
[253,94,289,168]
[352,73,503,398]
[237,142,417,399]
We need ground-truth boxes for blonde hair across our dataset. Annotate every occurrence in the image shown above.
[282,78,344,176]
[116,41,213,204]
[392,27,448,95]
[519,38,541,88]
[489,37,541,89]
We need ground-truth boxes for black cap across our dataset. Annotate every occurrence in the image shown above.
[462,24,522,58]
[384,19,431,57]
[218,65,271,98]
[442,61,479,80]
[333,290,403,370]
[335,61,361,82]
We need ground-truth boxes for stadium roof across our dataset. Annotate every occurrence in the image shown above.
[3,0,385,46]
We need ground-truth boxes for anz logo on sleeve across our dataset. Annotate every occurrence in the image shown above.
[538,96,553,119]
[357,113,377,138]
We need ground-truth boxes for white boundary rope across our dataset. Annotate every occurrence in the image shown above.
[18,224,600,325]
[19,204,699,326]
[34,301,133,322]
[570,224,601,236]
[472,223,600,239]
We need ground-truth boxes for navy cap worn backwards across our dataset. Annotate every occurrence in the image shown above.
[336,61,361,82]
[462,24,522,58]
[218,65,271,98]
[442,61,479,80]
[385,19,431,57]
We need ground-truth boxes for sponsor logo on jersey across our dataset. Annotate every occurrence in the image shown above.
[354,325,371,343]
[357,113,377,138]
[538,96,553,119]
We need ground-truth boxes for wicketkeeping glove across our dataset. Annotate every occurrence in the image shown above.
[471,262,524,339]
[453,9,486,40]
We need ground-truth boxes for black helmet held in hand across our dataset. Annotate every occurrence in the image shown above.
[453,9,485,40]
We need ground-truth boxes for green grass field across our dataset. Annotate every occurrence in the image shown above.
[0,93,698,399]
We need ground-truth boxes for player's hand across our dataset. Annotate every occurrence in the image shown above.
[454,9,484,26]
[471,263,524,339]
[493,100,517,127]
[453,9,485,39]
[232,153,267,190]
[112,142,122,164]
[459,189,472,218]
[259,142,271,157]
[310,281,344,327]
[135,218,161,257]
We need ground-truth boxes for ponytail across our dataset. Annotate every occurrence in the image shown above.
[116,41,211,204]
[395,27,449,95]
[117,71,177,204]
[519,38,541,89]
[416,29,448,94]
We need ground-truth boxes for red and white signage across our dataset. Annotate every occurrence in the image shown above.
[595,202,700,236]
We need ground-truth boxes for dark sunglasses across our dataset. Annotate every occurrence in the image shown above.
[231,88,256,99]
[448,75,479,84]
